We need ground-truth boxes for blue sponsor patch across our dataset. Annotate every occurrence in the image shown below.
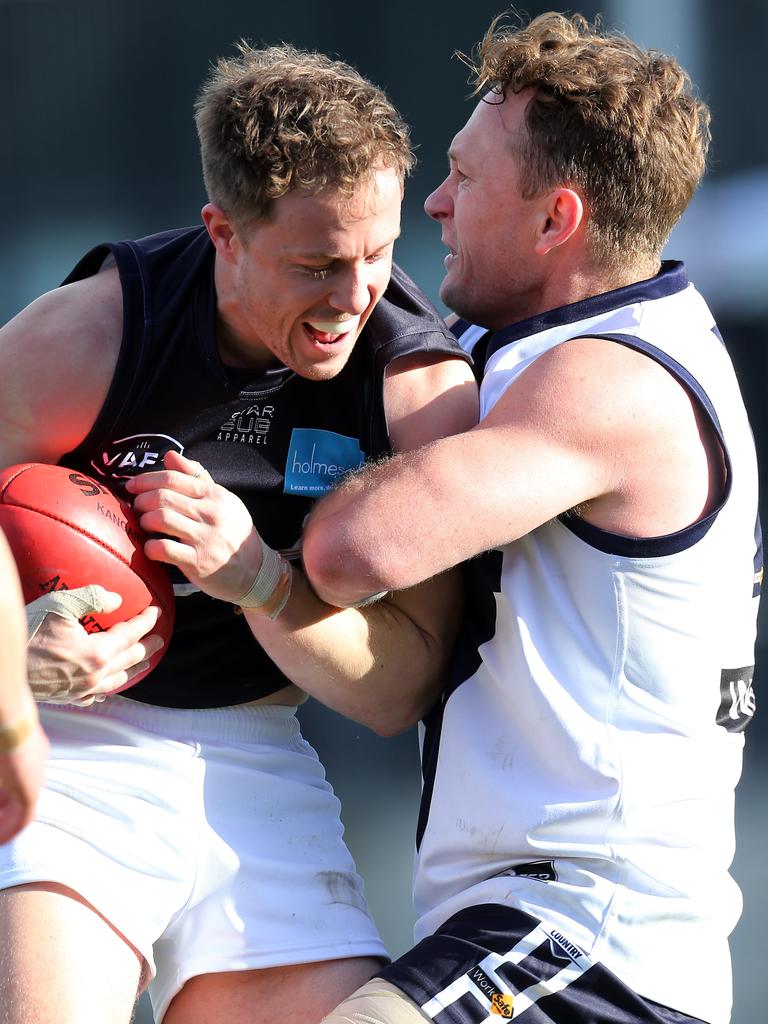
[284,428,365,495]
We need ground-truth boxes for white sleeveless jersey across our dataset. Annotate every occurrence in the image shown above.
[413,263,760,1023]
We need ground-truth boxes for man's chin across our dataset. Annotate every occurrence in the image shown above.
[440,282,477,326]
[294,351,353,382]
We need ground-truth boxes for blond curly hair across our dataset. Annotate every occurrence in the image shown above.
[195,43,414,227]
[466,11,711,263]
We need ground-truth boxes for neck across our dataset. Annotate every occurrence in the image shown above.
[213,257,277,370]
[551,257,661,308]
[514,254,662,327]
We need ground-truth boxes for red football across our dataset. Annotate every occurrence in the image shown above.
[0,462,174,692]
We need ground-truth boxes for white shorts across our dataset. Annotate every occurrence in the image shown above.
[0,697,387,1021]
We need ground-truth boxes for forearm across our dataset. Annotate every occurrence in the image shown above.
[0,533,35,733]
[0,530,49,844]
[301,442,462,607]
[244,565,457,736]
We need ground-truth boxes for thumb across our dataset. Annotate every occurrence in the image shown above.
[71,585,123,615]
[26,586,123,641]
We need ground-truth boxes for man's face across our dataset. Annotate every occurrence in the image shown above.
[425,89,545,329]
[216,167,402,380]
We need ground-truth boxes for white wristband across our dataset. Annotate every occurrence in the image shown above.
[235,538,293,619]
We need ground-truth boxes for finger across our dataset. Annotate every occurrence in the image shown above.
[81,585,124,615]
[72,694,100,707]
[97,605,162,653]
[132,484,218,527]
[163,449,209,480]
[97,632,164,690]
[143,535,200,570]
[128,470,206,501]
[26,586,123,627]
[136,505,204,540]
[81,633,165,699]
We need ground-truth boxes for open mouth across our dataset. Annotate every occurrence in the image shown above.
[302,316,360,345]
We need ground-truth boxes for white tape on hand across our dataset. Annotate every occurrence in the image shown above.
[25,585,110,644]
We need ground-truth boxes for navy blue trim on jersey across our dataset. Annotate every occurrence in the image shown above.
[556,331,731,559]
[378,904,704,1024]
[450,318,473,339]
[711,324,726,347]
[754,516,763,597]
[485,262,688,363]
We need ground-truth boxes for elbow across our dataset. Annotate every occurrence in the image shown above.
[303,515,404,607]
[301,517,358,605]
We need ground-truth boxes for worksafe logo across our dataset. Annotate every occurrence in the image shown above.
[284,428,364,495]
[90,433,184,480]
[491,993,514,1017]
[467,966,513,1018]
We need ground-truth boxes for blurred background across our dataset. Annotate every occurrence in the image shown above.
[1,0,765,1020]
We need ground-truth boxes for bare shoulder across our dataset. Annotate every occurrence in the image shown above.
[0,268,123,465]
[486,334,695,442]
[484,335,720,536]
[384,352,478,453]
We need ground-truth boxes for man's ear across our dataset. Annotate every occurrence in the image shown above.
[533,188,585,256]
[201,203,240,263]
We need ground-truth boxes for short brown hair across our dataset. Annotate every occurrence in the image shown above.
[194,43,414,226]
[466,11,711,262]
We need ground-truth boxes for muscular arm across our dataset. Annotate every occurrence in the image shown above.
[1,272,167,702]
[303,336,724,605]
[0,527,48,844]
[129,354,478,734]
[246,353,478,733]
[0,272,121,464]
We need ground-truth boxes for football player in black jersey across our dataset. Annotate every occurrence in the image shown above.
[0,44,476,1024]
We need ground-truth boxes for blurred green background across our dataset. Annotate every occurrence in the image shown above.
[2,1,766,1021]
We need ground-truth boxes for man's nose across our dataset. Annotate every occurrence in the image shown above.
[424,176,452,221]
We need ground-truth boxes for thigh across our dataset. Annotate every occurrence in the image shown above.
[164,956,381,1024]
[150,708,388,1019]
[0,701,204,983]
[0,882,142,1024]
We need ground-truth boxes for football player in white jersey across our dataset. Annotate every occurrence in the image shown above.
[297,11,760,1024]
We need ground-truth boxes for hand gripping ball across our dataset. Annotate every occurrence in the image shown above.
[0,462,174,690]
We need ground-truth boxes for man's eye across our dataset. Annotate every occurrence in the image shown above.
[305,266,333,280]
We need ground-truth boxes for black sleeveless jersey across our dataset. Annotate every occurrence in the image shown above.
[59,226,469,708]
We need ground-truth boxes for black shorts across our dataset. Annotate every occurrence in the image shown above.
[378,904,703,1023]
